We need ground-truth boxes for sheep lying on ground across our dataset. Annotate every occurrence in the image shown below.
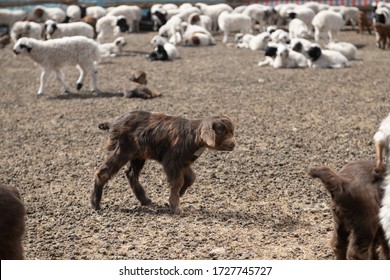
[258,43,278,67]
[289,37,313,53]
[13,36,100,95]
[149,35,180,60]
[181,23,216,46]
[44,19,94,39]
[270,29,290,44]
[312,10,344,44]
[325,41,358,60]
[99,36,126,57]
[272,44,308,68]
[309,161,390,259]
[306,45,349,68]
[91,110,236,214]
[0,183,26,260]
[374,23,390,49]
[235,31,270,50]
[123,70,161,99]
[218,11,252,44]
[11,21,43,42]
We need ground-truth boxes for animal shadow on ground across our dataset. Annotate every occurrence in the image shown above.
[48,91,124,100]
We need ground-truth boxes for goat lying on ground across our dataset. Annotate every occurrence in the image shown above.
[91,111,236,214]
[308,161,390,259]
[123,70,161,99]
[0,183,26,260]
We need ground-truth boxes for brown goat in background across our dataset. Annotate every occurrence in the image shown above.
[308,161,390,259]
[374,23,390,49]
[91,110,236,214]
[0,183,26,260]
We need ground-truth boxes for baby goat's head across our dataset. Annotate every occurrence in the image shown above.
[197,115,236,151]
[13,37,33,54]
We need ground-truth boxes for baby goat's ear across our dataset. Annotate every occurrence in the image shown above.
[199,118,216,147]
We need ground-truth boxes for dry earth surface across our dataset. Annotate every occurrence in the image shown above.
[1,29,390,260]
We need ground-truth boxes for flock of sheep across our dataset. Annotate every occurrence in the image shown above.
[1,1,390,260]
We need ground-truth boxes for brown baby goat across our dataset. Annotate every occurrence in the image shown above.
[91,110,236,214]
[0,183,26,260]
[309,161,390,259]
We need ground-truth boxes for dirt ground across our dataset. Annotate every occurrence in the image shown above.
[1,28,390,260]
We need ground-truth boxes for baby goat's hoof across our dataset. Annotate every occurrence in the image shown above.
[76,83,83,90]
[170,206,182,215]
[140,197,152,206]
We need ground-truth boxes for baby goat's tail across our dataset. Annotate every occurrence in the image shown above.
[98,122,110,131]
[308,166,347,199]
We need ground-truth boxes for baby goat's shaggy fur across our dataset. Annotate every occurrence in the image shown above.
[0,183,26,260]
[91,111,236,214]
[308,161,390,259]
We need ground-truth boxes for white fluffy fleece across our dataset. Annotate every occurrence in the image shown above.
[13,36,100,95]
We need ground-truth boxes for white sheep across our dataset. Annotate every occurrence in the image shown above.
[288,18,309,39]
[158,15,183,45]
[148,35,180,60]
[107,5,141,32]
[272,44,308,68]
[66,4,86,22]
[339,6,359,30]
[218,11,252,44]
[235,31,270,51]
[286,5,315,34]
[325,41,358,60]
[99,36,127,57]
[86,6,107,20]
[271,28,290,44]
[45,20,94,39]
[96,15,129,43]
[187,13,212,31]
[374,113,390,248]
[10,21,43,42]
[306,45,349,68]
[181,24,216,46]
[0,9,27,32]
[242,4,275,32]
[312,10,345,44]
[195,3,233,32]
[29,5,66,23]
[13,36,100,95]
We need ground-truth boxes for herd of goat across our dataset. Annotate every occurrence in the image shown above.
[1,1,390,260]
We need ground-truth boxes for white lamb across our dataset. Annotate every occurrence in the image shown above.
[181,24,216,46]
[288,18,309,39]
[272,44,308,68]
[306,45,349,68]
[373,113,390,248]
[286,5,315,34]
[158,15,183,45]
[312,10,345,44]
[0,9,27,32]
[99,37,126,57]
[13,36,100,95]
[325,41,358,60]
[235,31,271,50]
[218,11,252,44]
[10,21,43,42]
[196,3,233,31]
[44,20,94,39]
[66,5,83,22]
[96,15,129,43]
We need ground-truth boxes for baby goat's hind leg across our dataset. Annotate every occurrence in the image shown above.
[91,150,130,210]
[124,159,152,206]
